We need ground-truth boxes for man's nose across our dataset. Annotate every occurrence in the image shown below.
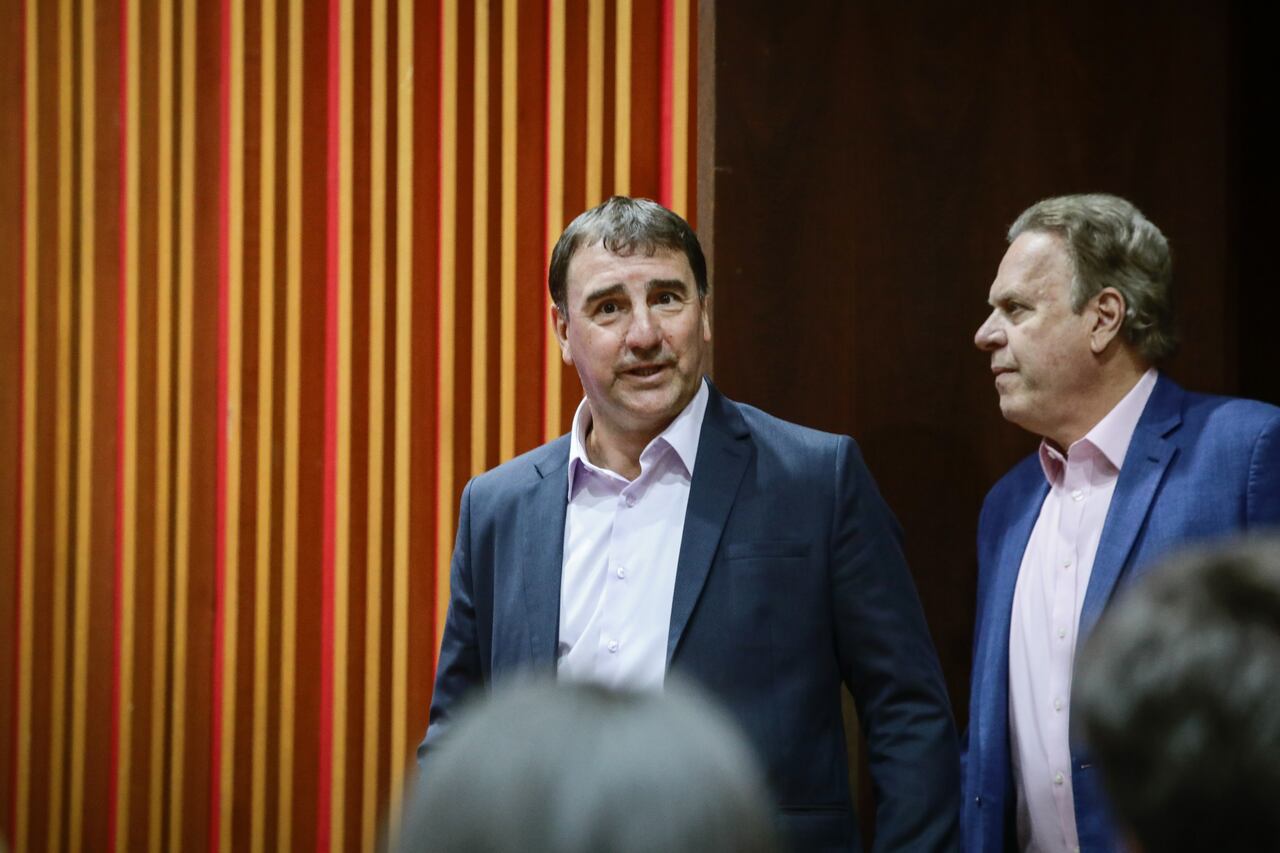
[974,313,1004,351]
[625,307,662,350]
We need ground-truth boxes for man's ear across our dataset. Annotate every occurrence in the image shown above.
[551,302,573,365]
[1090,287,1126,353]
[700,293,712,342]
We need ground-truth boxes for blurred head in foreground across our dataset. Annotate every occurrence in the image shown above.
[1073,536,1280,852]
[400,679,779,853]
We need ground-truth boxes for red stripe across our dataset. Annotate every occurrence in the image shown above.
[110,0,130,848]
[10,0,29,842]
[541,0,552,439]
[317,0,342,847]
[658,0,674,208]
[210,0,233,848]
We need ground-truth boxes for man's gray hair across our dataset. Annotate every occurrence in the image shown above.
[1009,193,1177,363]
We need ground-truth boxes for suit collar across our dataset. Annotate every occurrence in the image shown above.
[1078,373,1185,639]
[666,381,752,664]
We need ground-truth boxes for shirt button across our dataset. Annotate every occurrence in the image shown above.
[1062,559,1072,569]
[616,566,626,579]
[1071,489,1084,501]
[607,640,619,653]
[1054,772,1065,786]
[1053,698,1063,711]
[1057,627,1067,639]
[624,494,636,507]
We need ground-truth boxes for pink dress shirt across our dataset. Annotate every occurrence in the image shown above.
[556,379,709,691]
[1008,368,1157,853]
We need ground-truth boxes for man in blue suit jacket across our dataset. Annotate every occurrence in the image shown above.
[423,197,960,852]
[965,194,1280,853]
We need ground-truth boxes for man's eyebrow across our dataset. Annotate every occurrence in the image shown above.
[648,278,690,293]
[581,282,626,305]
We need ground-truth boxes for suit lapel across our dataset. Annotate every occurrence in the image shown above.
[519,441,570,668]
[1079,377,1183,640]
[666,386,751,664]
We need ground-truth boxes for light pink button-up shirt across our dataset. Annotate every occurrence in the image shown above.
[1008,368,1157,853]
[556,379,709,691]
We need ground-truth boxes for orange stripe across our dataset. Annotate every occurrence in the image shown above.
[114,0,142,845]
[250,0,278,849]
[330,0,355,848]
[168,0,197,843]
[215,0,246,847]
[470,0,489,476]
[435,0,457,655]
[613,0,631,195]
[585,0,604,206]
[362,0,389,849]
[48,0,73,840]
[68,0,97,843]
[498,0,515,461]
[276,0,303,846]
[543,0,565,443]
[147,1,175,850]
[16,0,39,845]
[387,0,414,843]
[669,0,689,218]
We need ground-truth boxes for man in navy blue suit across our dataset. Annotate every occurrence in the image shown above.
[423,196,960,851]
[964,194,1280,853]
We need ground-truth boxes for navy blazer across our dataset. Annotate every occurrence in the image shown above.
[962,375,1280,852]
[424,383,961,852]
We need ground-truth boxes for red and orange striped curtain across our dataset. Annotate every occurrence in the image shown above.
[0,0,697,850]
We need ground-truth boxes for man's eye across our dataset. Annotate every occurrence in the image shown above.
[655,292,677,305]
[598,302,618,315]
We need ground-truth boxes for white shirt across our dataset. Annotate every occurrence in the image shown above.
[556,379,709,690]
[1008,368,1158,853]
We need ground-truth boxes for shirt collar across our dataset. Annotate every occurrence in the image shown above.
[1038,368,1159,484]
[567,378,710,497]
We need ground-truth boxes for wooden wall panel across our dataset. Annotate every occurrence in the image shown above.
[1,0,696,851]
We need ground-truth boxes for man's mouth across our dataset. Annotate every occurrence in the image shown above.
[623,364,668,378]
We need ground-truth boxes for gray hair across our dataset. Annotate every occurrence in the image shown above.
[402,679,778,853]
[1009,193,1177,363]
[548,196,709,312]
[1074,536,1280,853]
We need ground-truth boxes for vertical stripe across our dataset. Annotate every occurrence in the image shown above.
[48,0,74,843]
[585,0,603,206]
[147,2,175,850]
[113,0,142,847]
[669,0,689,217]
[250,0,279,850]
[435,0,457,652]
[362,0,389,848]
[15,0,38,846]
[613,0,631,195]
[470,0,489,476]
[68,0,97,844]
[320,0,355,845]
[659,0,673,208]
[168,0,197,844]
[387,0,414,843]
[498,0,516,462]
[212,0,245,847]
[276,0,303,847]
[543,0,565,444]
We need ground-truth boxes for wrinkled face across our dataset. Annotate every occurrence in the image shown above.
[553,243,711,445]
[974,231,1099,443]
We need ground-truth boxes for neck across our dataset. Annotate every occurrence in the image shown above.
[1048,350,1150,450]
[584,419,658,481]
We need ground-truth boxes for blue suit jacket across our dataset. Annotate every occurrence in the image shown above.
[423,384,961,852]
[962,375,1280,852]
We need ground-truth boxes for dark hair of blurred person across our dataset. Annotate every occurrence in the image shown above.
[399,679,780,853]
[1073,536,1280,853]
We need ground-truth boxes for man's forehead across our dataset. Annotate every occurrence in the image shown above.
[988,232,1071,301]
[567,243,692,286]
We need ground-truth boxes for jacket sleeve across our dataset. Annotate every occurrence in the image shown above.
[829,435,962,852]
[418,479,483,764]
[1246,412,1280,527]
